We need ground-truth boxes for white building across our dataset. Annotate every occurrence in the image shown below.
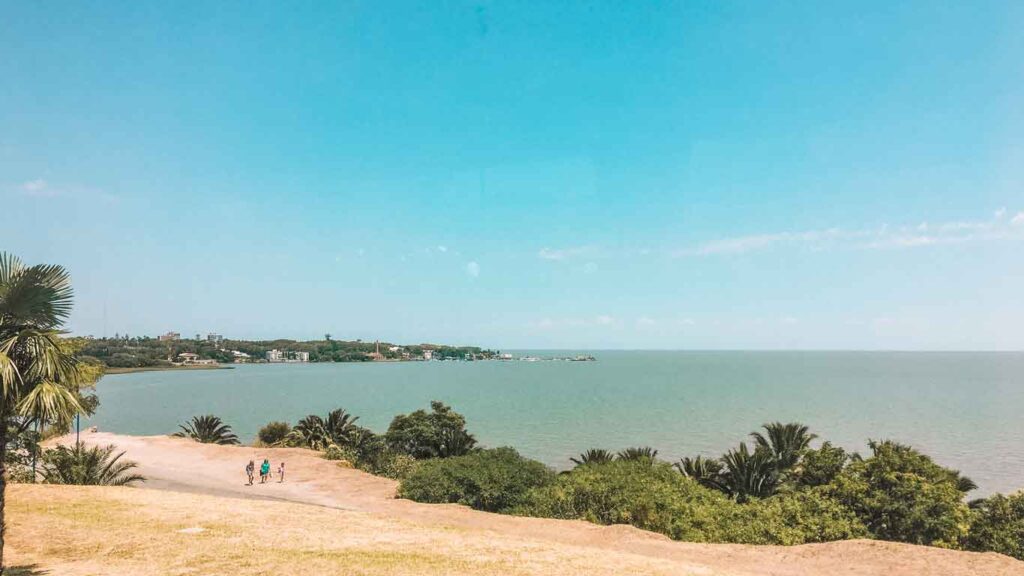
[207,333,224,345]
[422,350,433,361]
[266,349,284,362]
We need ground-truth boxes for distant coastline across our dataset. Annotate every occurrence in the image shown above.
[105,365,233,375]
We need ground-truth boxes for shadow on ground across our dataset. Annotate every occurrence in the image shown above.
[7,565,50,575]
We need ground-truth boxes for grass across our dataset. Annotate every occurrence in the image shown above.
[5,485,684,576]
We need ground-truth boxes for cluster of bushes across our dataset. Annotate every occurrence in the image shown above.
[395,419,1024,558]
[249,400,477,479]
[171,407,1024,559]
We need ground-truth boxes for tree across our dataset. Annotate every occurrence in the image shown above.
[797,441,848,487]
[287,408,360,450]
[173,415,240,445]
[719,442,779,503]
[40,443,145,486]
[676,455,726,493]
[616,446,658,463]
[0,252,84,570]
[570,448,614,467]
[257,421,291,446]
[385,401,476,459]
[964,492,1024,560]
[826,440,971,547]
[751,422,817,474]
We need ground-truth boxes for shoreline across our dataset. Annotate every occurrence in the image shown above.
[105,365,234,375]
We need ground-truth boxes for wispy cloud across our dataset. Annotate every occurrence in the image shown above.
[465,261,480,278]
[537,245,599,261]
[529,315,616,329]
[20,179,58,197]
[673,210,1024,257]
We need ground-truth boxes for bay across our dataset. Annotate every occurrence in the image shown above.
[88,351,1024,496]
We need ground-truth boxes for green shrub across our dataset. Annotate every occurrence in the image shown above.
[257,421,292,446]
[964,492,1024,559]
[516,460,865,545]
[385,401,477,459]
[515,460,730,541]
[323,444,356,462]
[797,441,848,487]
[826,440,971,547]
[720,489,868,544]
[398,447,554,512]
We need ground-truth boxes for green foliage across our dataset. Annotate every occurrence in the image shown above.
[752,422,817,473]
[516,460,866,545]
[257,421,291,446]
[719,442,779,502]
[398,447,554,512]
[385,401,477,459]
[173,414,240,445]
[675,455,726,492]
[826,440,971,547]
[964,492,1024,559]
[40,443,145,486]
[798,441,849,487]
[287,408,360,450]
[616,446,658,462]
[719,489,869,545]
[516,460,729,541]
[570,448,614,467]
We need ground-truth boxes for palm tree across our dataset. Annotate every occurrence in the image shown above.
[287,408,360,450]
[570,448,614,467]
[173,415,240,445]
[719,442,779,502]
[676,455,727,492]
[751,422,817,473]
[40,444,145,486]
[616,446,658,462]
[0,253,84,568]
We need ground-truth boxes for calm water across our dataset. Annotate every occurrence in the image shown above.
[88,351,1024,496]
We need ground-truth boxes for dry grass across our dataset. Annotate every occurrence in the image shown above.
[5,485,693,576]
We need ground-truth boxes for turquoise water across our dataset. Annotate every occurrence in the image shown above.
[88,351,1024,496]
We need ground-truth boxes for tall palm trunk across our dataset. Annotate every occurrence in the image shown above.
[0,413,8,575]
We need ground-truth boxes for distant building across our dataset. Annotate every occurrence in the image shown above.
[176,352,215,365]
[207,333,224,345]
[266,349,308,363]
[422,350,433,361]
[158,331,181,342]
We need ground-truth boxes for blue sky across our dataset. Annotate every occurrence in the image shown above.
[3,2,1023,349]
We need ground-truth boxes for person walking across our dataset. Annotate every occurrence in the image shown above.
[277,461,285,483]
[245,459,255,486]
[260,458,270,484]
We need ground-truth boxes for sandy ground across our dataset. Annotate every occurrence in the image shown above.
[11,432,1021,576]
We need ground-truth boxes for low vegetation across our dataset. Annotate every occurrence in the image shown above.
[398,448,555,512]
[173,414,240,445]
[39,443,145,486]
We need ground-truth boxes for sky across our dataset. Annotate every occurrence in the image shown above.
[2,2,1023,350]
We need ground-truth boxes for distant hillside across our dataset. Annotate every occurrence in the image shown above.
[76,335,496,368]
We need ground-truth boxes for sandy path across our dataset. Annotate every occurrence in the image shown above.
[56,432,1024,576]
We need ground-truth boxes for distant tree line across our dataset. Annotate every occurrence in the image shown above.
[75,335,496,368]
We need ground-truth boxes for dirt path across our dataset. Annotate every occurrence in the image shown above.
[53,432,1024,576]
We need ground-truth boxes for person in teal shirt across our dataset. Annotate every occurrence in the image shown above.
[260,459,270,483]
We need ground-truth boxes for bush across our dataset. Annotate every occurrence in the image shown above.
[385,401,477,459]
[323,444,356,462]
[257,421,292,446]
[826,440,971,547]
[798,441,848,487]
[40,444,145,486]
[398,447,555,512]
[964,492,1024,560]
[720,489,868,544]
[516,460,730,541]
[516,460,866,545]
